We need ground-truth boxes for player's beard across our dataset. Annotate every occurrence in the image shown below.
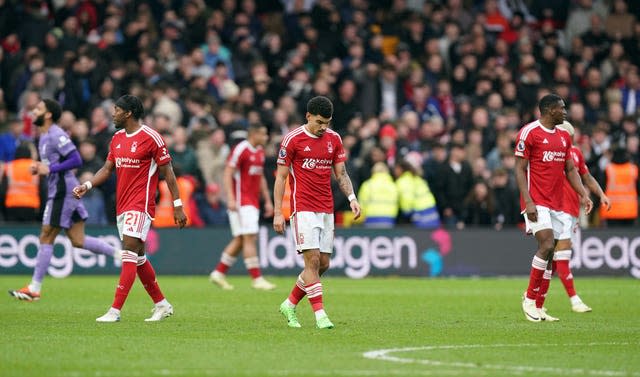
[114,119,125,129]
[33,114,45,127]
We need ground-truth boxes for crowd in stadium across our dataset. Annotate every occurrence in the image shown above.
[0,0,638,229]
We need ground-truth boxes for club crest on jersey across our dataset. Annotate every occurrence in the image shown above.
[561,136,566,147]
[131,141,138,153]
[516,140,525,152]
[327,141,333,154]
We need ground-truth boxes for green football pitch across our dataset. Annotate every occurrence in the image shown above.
[2,276,639,377]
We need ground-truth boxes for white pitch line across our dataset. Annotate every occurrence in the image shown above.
[363,343,640,377]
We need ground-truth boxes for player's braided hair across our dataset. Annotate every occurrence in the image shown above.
[115,95,145,120]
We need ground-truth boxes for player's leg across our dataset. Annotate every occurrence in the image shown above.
[243,232,276,290]
[210,209,244,289]
[554,229,591,312]
[65,209,118,258]
[8,223,61,301]
[210,236,241,290]
[311,213,335,329]
[522,206,556,322]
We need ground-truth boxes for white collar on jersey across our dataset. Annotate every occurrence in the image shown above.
[125,124,146,137]
[537,120,557,134]
[302,125,319,138]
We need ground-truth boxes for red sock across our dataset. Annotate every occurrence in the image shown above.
[137,256,165,304]
[245,257,261,279]
[288,275,306,305]
[526,256,547,300]
[215,253,237,274]
[112,251,138,310]
[555,260,577,297]
[305,281,324,312]
[536,270,552,308]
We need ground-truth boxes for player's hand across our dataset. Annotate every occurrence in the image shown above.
[273,213,285,234]
[173,206,187,229]
[227,198,237,212]
[350,199,361,220]
[263,201,274,218]
[72,184,88,199]
[30,162,38,175]
[525,202,537,222]
[37,162,49,175]
[581,195,593,215]
[600,194,611,211]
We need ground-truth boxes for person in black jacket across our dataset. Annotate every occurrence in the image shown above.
[435,142,474,229]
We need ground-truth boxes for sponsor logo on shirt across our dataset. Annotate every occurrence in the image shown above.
[304,146,311,152]
[58,136,71,148]
[115,157,141,168]
[116,144,121,149]
[542,151,566,162]
[248,166,263,175]
[542,138,549,144]
[301,158,332,170]
[516,140,525,152]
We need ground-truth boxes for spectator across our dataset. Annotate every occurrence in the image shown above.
[600,148,638,226]
[0,141,40,222]
[394,159,440,229]
[436,143,474,229]
[358,162,398,228]
[197,182,229,226]
[463,180,496,227]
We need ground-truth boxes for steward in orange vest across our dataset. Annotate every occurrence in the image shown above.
[153,175,196,227]
[1,142,40,222]
[600,149,638,226]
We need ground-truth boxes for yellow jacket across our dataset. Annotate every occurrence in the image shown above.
[395,171,440,228]
[358,172,399,227]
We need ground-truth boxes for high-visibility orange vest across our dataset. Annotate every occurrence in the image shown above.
[153,177,195,227]
[281,175,292,221]
[601,162,638,220]
[4,158,40,209]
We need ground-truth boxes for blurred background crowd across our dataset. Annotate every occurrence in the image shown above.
[0,0,638,229]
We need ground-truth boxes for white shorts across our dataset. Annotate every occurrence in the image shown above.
[557,211,578,240]
[290,211,334,254]
[117,210,152,241]
[228,205,259,237]
[523,205,571,239]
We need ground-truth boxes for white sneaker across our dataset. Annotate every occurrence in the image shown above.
[96,308,120,322]
[145,304,173,322]
[209,271,234,290]
[252,277,276,290]
[539,308,559,322]
[572,301,592,313]
[522,298,541,322]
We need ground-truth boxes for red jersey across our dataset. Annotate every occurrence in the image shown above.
[561,146,589,217]
[107,125,172,217]
[514,120,572,212]
[277,126,346,214]
[227,140,265,208]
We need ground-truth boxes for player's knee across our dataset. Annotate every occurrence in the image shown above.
[69,237,84,248]
[319,260,330,275]
[540,241,555,257]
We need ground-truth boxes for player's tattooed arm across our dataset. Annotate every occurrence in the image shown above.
[334,162,361,219]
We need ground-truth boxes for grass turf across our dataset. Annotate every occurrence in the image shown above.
[2,276,639,377]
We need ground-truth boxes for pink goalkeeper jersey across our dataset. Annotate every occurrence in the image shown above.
[227,140,265,208]
[514,120,573,212]
[277,126,346,214]
[107,125,172,218]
